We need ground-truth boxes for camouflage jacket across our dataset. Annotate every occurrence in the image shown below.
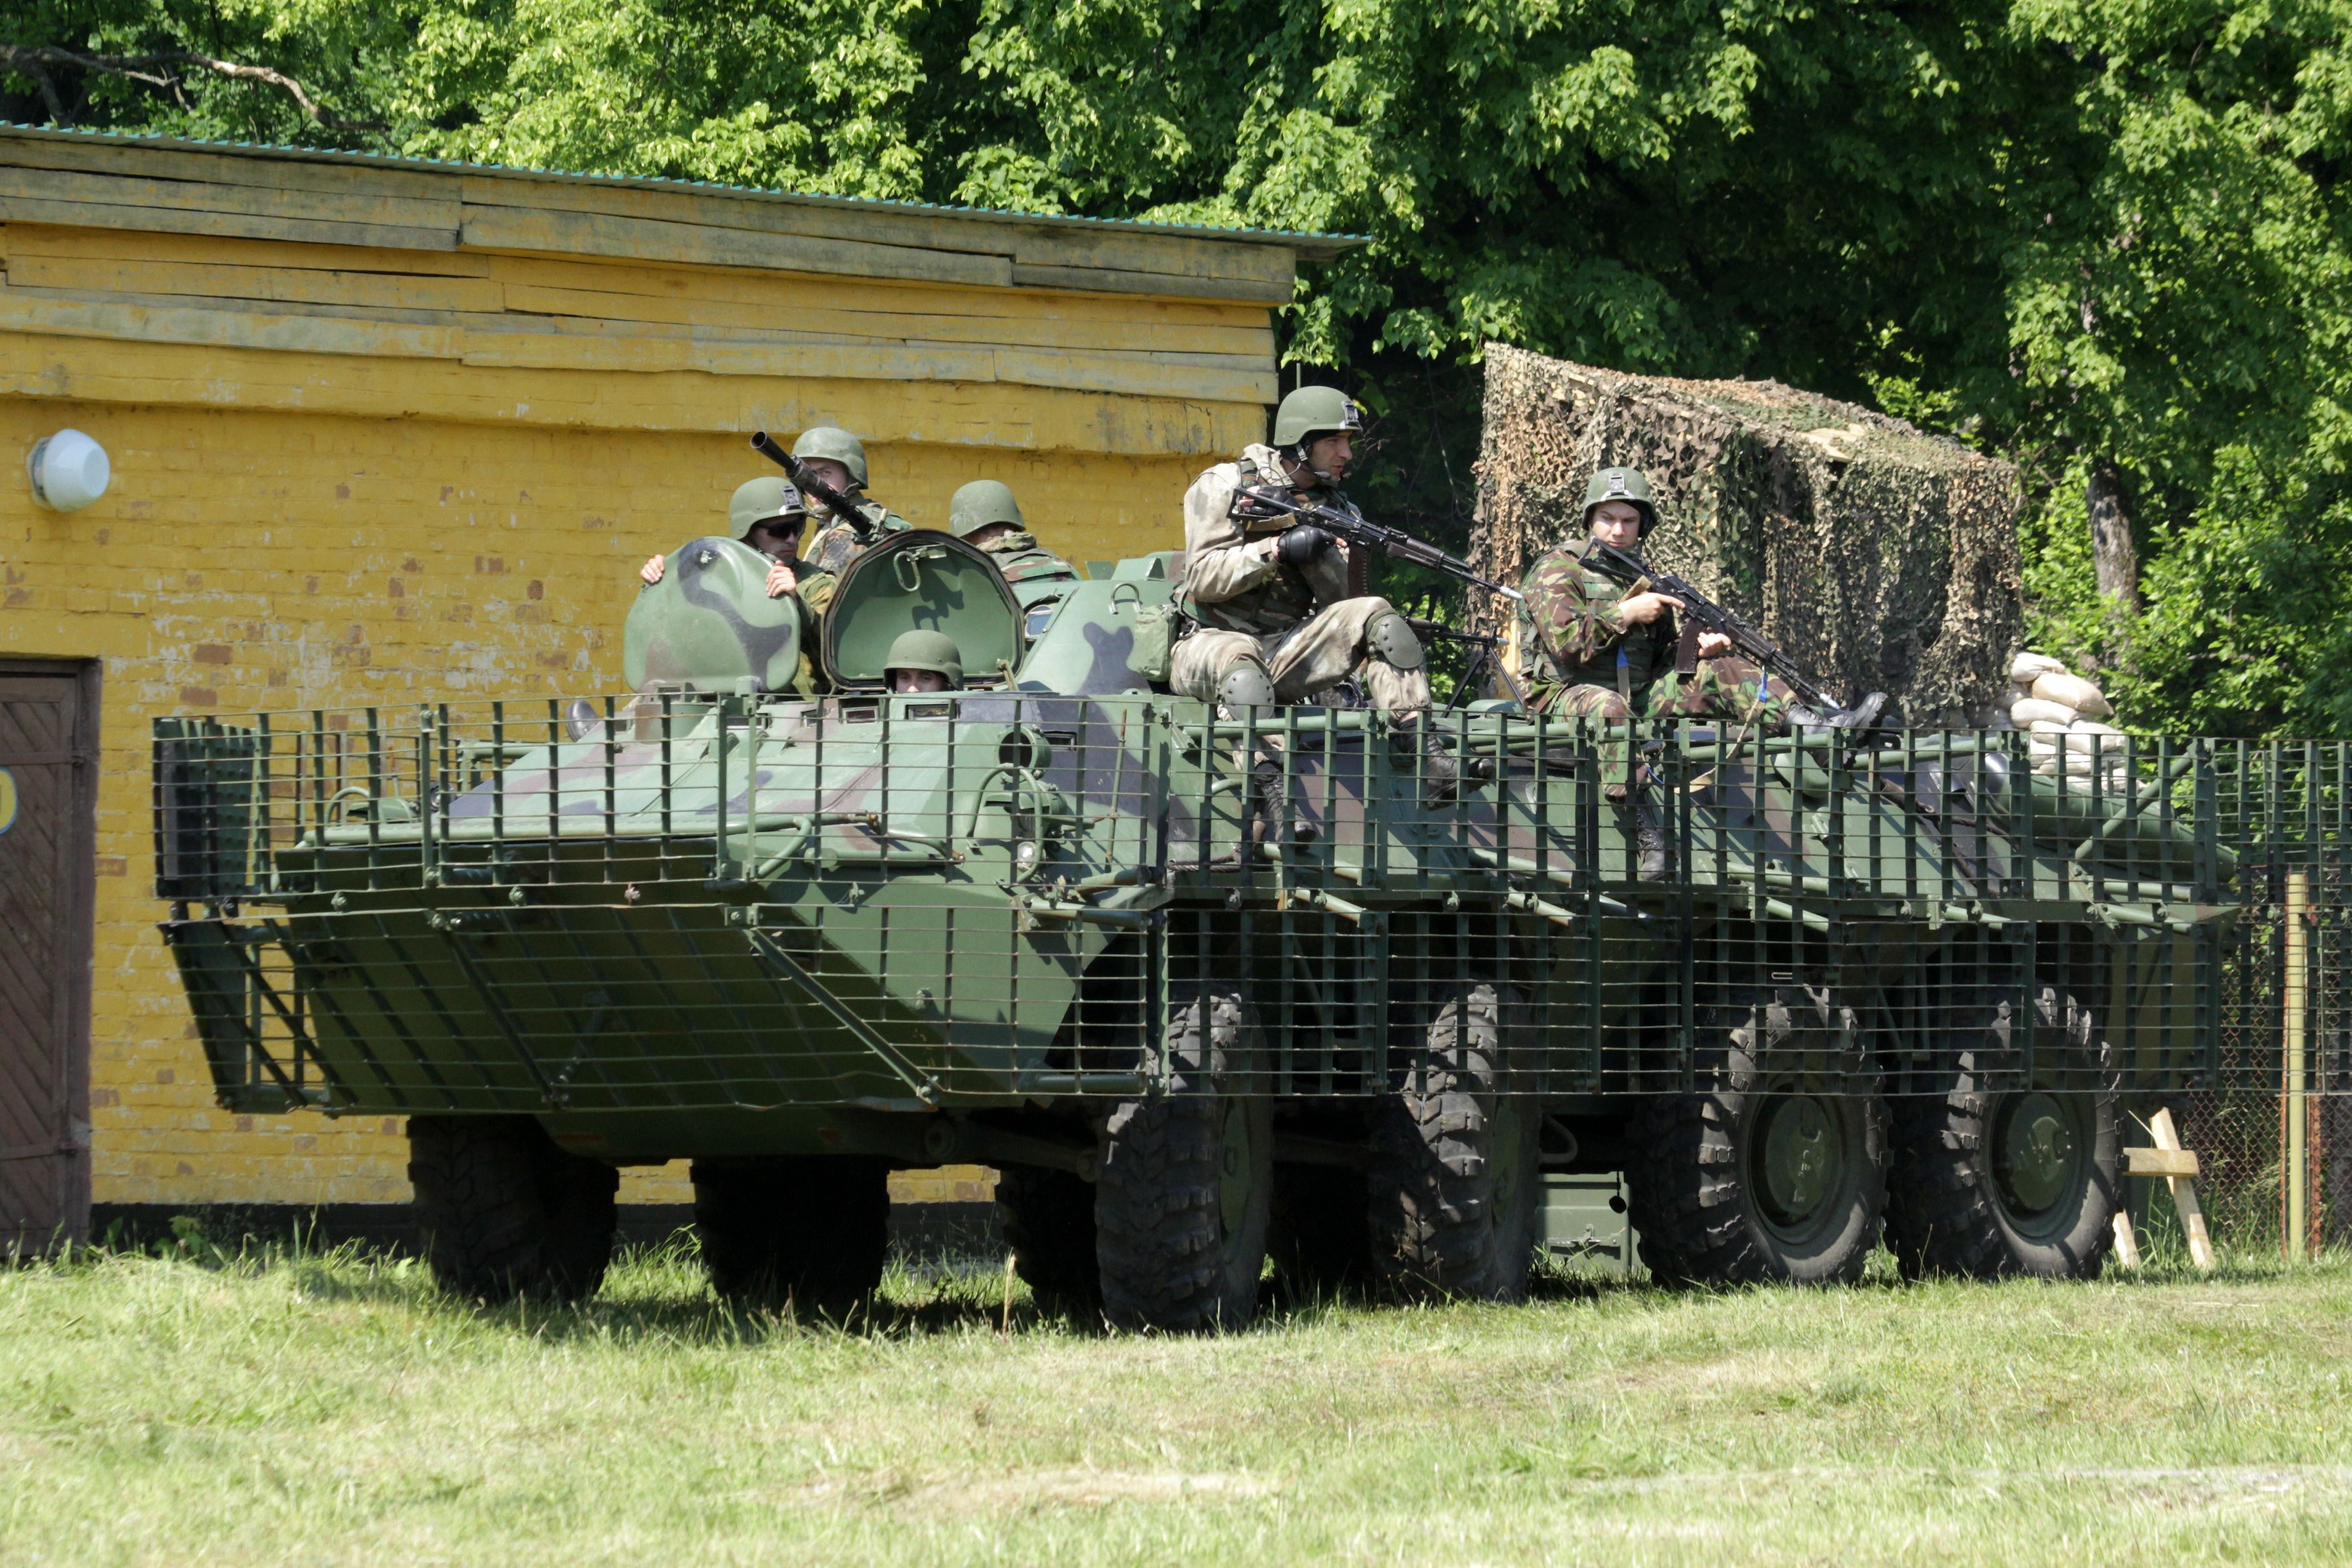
[1178,444,1351,636]
[1519,540,1678,700]
[978,530,1081,610]
[805,499,911,580]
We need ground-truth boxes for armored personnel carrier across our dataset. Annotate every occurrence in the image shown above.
[155,526,2256,1329]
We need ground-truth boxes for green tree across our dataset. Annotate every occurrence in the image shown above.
[14,0,2352,734]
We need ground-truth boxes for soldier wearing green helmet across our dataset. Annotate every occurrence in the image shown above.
[790,426,913,613]
[950,479,1081,636]
[1518,464,1871,876]
[1174,384,1470,800]
[884,629,965,694]
[639,475,809,597]
[637,474,830,692]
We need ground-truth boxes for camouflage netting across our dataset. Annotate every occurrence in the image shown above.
[1470,343,2023,725]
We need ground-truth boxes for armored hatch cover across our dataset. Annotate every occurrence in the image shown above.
[621,535,802,693]
[823,529,1023,689]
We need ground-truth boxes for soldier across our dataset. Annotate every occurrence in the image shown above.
[638,477,830,694]
[884,630,963,694]
[950,480,1080,635]
[1518,465,1881,876]
[789,426,911,615]
[1172,384,1470,799]
[639,476,809,598]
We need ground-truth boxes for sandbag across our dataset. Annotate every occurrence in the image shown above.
[2057,728,2130,757]
[2028,720,2072,736]
[2029,670,2112,718]
[2011,698,2080,728]
[2010,652,2067,684]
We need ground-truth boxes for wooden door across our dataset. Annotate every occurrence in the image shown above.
[0,661,97,1254]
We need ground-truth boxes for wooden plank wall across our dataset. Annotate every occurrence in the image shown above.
[0,133,1290,422]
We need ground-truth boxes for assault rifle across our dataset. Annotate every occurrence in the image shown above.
[1234,486,1524,603]
[1575,536,1842,713]
[749,431,882,546]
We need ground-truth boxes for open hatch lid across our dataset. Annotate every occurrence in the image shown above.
[822,529,1024,689]
[621,535,803,694]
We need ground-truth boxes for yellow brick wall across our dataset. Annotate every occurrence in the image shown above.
[0,397,1210,1206]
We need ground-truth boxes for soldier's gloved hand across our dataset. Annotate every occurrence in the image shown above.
[640,554,666,586]
[765,562,797,599]
[1277,524,1337,568]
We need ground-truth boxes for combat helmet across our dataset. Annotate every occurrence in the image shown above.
[729,475,806,535]
[883,629,963,686]
[1583,467,1659,537]
[792,426,870,489]
[1273,384,1365,447]
[949,480,1024,538]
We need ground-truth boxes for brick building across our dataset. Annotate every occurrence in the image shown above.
[0,123,1340,1244]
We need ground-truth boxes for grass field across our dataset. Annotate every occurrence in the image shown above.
[3,1239,2348,1565]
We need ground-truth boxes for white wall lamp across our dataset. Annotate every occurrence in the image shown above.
[27,428,110,512]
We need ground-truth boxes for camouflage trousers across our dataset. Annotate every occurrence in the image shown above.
[1529,655,1794,793]
[1172,597,1431,717]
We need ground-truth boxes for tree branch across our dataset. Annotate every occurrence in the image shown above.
[0,46,73,125]
[0,43,386,132]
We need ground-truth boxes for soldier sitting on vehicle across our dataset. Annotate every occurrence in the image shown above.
[639,476,808,598]
[1173,384,1473,801]
[884,630,963,694]
[951,480,1080,635]
[1518,465,1883,876]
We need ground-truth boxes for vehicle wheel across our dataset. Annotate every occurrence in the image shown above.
[1268,1163,1372,1299]
[996,1164,1100,1318]
[1626,985,1887,1287]
[691,1156,890,1315]
[1885,984,2120,1280]
[408,1115,619,1303]
[1369,982,1541,1302]
[1095,983,1273,1333]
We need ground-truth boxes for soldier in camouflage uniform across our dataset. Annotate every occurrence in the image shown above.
[1518,467,1798,733]
[1519,467,1884,876]
[639,475,809,597]
[1174,385,1472,801]
[788,426,913,617]
[637,475,830,694]
[950,480,1080,636]
[1518,467,1800,878]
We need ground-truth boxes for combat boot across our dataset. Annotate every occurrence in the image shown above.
[1614,787,1671,882]
[1399,727,1492,806]
[1251,757,1317,844]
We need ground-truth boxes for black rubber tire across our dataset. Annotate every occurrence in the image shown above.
[1368,982,1541,1302]
[1885,984,2121,1281]
[995,1164,1101,1318]
[1268,1163,1373,1300]
[1626,985,1889,1287]
[1095,983,1273,1333]
[408,1115,619,1304]
[691,1156,890,1316]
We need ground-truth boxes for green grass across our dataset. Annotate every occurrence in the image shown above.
[4,1239,2351,1565]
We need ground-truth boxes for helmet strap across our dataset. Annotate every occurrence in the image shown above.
[1283,439,1342,487]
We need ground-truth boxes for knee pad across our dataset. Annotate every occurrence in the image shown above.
[1364,609,1426,672]
[1217,659,1277,711]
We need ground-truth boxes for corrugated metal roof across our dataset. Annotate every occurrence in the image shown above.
[0,121,1370,261]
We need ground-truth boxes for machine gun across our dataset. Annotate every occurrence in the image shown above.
[749,431,882,546]
[1575,536,1843,713]
[1405,617,1528,709]
[1234,486,1523,603]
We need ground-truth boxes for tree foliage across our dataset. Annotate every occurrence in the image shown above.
[11,0,2352,734]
